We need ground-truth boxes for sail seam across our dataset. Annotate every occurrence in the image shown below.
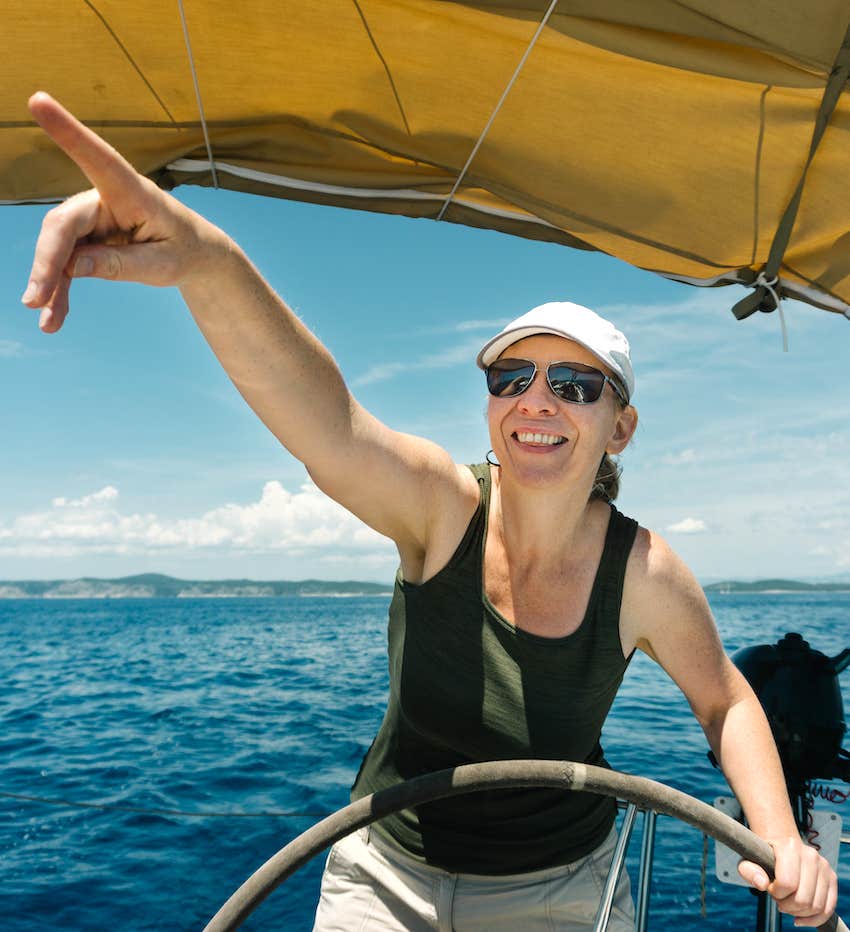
[82,0,176,124]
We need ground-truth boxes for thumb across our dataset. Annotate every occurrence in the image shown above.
[738,859,770,891]
[69,241,182,287]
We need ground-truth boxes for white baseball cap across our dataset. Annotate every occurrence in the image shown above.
[476,301,634,402]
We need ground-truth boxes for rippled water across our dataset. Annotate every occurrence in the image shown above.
[3,593,850,930]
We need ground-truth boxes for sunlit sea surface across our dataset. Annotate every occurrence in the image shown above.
[4,593,850,930]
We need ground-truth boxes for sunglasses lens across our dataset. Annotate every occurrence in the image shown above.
[547,365,605,403]
[486,360,610,404]
[486,360,536,397]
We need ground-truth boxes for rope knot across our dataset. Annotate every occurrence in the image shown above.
[753,271,782,313]
[730,270,789,351]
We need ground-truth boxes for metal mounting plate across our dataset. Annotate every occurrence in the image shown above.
[713,796,843,886]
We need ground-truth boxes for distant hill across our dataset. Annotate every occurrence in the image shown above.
[1,574,847,600]
[704,579,850,594]
[0,574,393,599]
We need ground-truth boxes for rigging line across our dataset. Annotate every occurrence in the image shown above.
[82,0,177,125]
[436,0,560,222]
[177,0,219,188]
[0,790,327,819]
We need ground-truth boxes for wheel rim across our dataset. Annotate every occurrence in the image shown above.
[203,759,842,932]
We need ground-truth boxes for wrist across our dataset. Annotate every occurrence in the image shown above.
[178,224,244,296]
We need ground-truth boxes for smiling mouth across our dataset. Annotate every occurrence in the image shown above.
[513,431,567,446]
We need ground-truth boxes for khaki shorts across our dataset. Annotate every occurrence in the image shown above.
[313,824,634,931]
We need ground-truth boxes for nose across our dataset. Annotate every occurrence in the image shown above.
[517,370,557,415]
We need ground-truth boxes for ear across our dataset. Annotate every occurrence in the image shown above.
[606,404,638,455]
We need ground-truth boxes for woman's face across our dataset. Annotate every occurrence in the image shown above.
[486,334,636,490]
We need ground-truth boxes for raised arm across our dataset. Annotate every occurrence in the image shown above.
[22,93,476,573]
[620,530,838,928]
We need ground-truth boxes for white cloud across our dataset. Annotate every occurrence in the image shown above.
[352,337,482,387]
[808,536,850,568]
[52,486,119,508]
[660,448,698,466]
[422,318,507,335]
[666,517,707,534]
[0,481,396,562]
[451,319,506,333]
[0,340,23,358]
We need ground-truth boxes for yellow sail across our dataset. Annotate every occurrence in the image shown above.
[4,1,850,315]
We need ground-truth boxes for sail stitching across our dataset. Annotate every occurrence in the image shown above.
[352,0,412,136]
[177,0,219,188]
[83,0,177,124]
[436,0,560,222]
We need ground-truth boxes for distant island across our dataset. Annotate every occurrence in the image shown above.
[0,573,393,600]
[704,579,850,594]
[0,573,847,599]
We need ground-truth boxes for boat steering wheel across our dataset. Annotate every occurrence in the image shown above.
[204,760,848,932]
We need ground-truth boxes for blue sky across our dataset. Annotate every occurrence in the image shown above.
[2,186,849,582]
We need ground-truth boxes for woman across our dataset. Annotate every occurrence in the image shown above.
[23,93,837,929]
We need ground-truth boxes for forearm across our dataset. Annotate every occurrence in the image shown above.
[178,234,355,464]
[177,225,457,553]
[23,92,441,550]
[628,541,837,923]
[704,693,797,840]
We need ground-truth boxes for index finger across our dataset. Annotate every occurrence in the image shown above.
[768,840,802,901]
[28,92,147,202]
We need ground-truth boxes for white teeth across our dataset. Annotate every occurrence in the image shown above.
[516,431,565,445]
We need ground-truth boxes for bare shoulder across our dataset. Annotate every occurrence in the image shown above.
[620,525,715,659]
[397,455,482,583]
[624,526,707,603]
[308,405,478,562]
[621,525,749,721]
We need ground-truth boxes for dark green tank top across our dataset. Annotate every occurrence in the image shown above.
[351,463,639,874]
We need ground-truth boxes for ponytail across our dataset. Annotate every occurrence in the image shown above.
[591,452,621,502]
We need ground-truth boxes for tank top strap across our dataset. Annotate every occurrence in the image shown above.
[433,463,489,576]
[462,462,490,567]
[592,504,639,640]
[467,461,492,493]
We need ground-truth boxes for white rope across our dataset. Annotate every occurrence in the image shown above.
[755,272,788,352]
[177,0,218,188]
[436,0,560,221]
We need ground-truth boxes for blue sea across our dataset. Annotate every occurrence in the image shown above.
[4,592,850,930]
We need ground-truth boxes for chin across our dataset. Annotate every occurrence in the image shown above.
[502,456,573,489]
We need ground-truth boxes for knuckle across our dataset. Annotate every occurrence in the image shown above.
[828,886,839,912]
[42,190,96,231]
[104,250,122,279]
[41,203,70,231]
[42,205,78,237]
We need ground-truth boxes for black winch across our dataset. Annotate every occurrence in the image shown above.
[733,633,850,792]
[717,633,850,929]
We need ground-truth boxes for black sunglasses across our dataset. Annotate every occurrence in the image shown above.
[485,358,628,406]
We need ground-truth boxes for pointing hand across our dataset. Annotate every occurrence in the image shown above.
[22,92,228,332]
